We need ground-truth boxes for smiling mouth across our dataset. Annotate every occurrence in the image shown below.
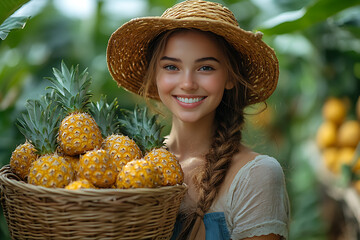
[176,96,205,104]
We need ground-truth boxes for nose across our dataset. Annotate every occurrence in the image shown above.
[180,72,198,90]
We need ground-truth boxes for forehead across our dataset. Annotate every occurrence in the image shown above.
[162,29,225,58]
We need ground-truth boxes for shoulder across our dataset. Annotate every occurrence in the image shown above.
[248,155,285,177]
[229,154,287,198]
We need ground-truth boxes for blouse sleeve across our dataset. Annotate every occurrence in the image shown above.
[226,156,290,240]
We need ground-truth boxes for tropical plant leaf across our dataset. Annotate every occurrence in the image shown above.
[0,16,29,40]
[260,0,360,34]
[0,0,30,25]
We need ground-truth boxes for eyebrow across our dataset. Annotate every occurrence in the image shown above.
[160,56,220,63]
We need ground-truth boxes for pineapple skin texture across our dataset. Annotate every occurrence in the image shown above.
[65,179,95,190]
[116,159,159,189]
[10,142,38,181]
[28,154,74,188]
[58,112,103,156]
[145,148,184,186]
[78,149,117,188]
[102,134,142,172]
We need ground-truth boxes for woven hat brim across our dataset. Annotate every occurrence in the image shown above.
[107,17,279,105]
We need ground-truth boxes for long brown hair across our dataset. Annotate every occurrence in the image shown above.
[142,29,250,239]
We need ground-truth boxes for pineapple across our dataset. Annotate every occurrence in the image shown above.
[90,96,142,172]
[65,179,95,190]
[102,135,142,172]
[48,61,102,156]
[61,153,80,175]
[78,149,117,188]
[17,97,74,188]
[10,141,38,181]
[116,158,161,189]
[120,106,184,186]
[144,148,183,186]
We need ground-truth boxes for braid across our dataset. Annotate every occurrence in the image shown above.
[177,88,246,239]
[198,106,243,214]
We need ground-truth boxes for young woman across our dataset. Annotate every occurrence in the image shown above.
[107,1,290,239]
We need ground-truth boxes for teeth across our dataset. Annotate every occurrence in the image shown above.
[177,97,204,103]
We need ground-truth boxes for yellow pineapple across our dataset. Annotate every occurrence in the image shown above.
[90,96,142,172]
[17,97,74,188]
[65,179,95,190]
[116,158,161,189]
[62,154,80,176]
[48,62,103,156]
[144,148,183,186]
[120,106,184,186]
[103,135,142,171]
[78,149,117,188]
[10,141,38,181]
[29,154,74,188]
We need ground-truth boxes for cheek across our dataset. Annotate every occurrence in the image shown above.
[156,73,176,97]
[202,74,228,95]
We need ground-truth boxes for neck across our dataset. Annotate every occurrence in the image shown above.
[166,115,216,161]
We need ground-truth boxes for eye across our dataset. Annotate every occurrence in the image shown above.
[199,66,214,71]
[164,65,178,71]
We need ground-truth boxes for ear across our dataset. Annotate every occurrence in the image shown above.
[225,80,234,90]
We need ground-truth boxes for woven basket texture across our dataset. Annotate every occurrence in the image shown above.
[0,165,187,240]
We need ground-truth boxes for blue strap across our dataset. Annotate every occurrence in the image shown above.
[171,212,230,240]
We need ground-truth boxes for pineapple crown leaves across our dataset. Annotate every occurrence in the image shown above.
[89,95,119,137]
[16,95,61,155]
[119,105,165,153]
[47,61,92,114]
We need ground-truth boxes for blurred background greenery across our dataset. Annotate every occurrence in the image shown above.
[0,0,359,239]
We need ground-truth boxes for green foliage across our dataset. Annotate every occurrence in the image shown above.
[260,0,360,34]
[0,0,30,24]
[0,16,29,40]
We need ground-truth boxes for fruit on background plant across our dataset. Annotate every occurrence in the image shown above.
[316,121,337,149]
[316,96,360,177]
[48,61,103,156]
[322,97,348,125]
[337,120,360,148]
[17,97,74,188]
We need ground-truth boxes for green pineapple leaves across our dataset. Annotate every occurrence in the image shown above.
[119,105,164,153]
[47,61,92,114]
[89,95,119,138]
[16,93,61,155]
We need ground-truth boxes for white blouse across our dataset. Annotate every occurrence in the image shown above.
[210,155,290,239]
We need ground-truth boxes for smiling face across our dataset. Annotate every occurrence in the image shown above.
[155,30,233,124]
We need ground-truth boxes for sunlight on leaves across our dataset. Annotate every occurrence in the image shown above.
[0,16,29,40]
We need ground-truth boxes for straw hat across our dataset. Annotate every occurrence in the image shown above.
[107,0,279,105]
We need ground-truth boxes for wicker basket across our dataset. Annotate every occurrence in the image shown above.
[0,164,187,240]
